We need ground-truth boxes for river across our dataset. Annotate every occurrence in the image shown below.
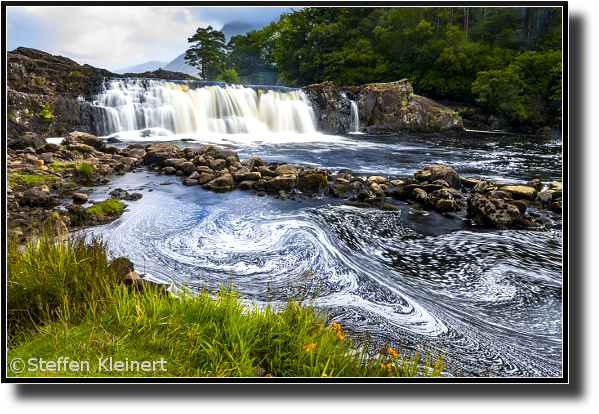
[81,127,562,378]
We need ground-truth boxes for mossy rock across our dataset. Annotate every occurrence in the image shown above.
[297,174,328,193]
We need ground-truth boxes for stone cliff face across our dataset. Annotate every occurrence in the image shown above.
[6,47,119,138]
[302,80,464,134]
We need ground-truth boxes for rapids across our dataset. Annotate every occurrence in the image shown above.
[85,79,563,377]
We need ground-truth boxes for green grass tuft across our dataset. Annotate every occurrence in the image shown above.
[8,172,57,189]
[78,163,93,175]
[87,199,125,216]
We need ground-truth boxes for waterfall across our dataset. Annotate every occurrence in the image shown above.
[92,78,317,138]
[350,100,360,133]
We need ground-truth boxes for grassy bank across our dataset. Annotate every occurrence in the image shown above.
[6,226,445,378]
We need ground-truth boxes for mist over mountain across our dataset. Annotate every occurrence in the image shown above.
[114,60,171,74]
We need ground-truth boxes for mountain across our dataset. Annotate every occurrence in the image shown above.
[220,21,256,40]
[114,60,171,74]
[163,53,197,77]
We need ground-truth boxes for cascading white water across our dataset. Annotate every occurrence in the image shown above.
[93,79,317,137]
[350,101,360,133]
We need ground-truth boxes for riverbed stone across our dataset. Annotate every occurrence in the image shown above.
[275,164,304,176]
[178,161,195,175]
[162,166,177,175]
[234,167,262,182]
[367,175,390,185]
[297,173,328,194]
[266,174,297,192]
[72,192,88,203]
[414,165,460,188]
[255,165,276,177]
[238,180,256,190]
[203,173,235,191]
[525,179,543,192]
[501,185,538,201]
[330,182,349,198]
[467,193,521,229]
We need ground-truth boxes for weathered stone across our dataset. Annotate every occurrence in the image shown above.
[201,146,239,161]
[162,166,177,175]
[179,161,195,175]
[72,192,88,203]
[380,203,400,211]
[548,201,562,214]
[344,201,371,208]
[256,165,276,177]
[414,165,460,188]
[238,180,256,190]
[467,194,521,229]
[19,188,60,207]
[164,158,186,168]
[411,188,427,202]
[487,190,512,199]
[349,181,364,193]
[8,132,47,150]
[266,174,297,192]
[525,179,543,192]
[183,178,199,186]
[297,173,328,193]
[501,185,538,201]
[507,200,528,214]
[203,173,235,191]
[536,191,553,206]
[367,175,390,185]
[196,173,215,185]
[329,183,349,198]
[234,167,262,182]
[275,164,304,176]
[210,158,228,171]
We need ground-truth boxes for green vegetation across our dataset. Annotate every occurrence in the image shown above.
[37,102,53,122]
[8,111,15,119]
[87,199,125,216]
[8,172,57,189]
[48,162,63,171]
[77,162,93,175]
[65,163,77,168]
[215,68,240,83]
[34,77,42,85]
[7,227,445,377]
[184,26,227,81]
[218,6,562,129]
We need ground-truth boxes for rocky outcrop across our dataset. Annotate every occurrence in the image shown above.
[302,80,464,134]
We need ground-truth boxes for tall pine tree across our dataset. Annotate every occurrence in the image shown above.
[185,26,227,81]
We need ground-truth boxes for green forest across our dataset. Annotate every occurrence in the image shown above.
[187,7,563,130]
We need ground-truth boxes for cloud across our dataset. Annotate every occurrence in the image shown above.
[8,6,215,70]
[6,6,295,71]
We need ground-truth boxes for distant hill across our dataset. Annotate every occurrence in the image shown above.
[114,60,170,74]
[220,21,256,40]
[163,53,197,77]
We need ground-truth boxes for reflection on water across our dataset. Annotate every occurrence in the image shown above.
[86,131,562,377]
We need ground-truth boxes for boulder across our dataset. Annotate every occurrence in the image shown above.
[525,179,543,192]
[265,174,297,192]
[467,194,521,229]
[201,146,239,161]
[234,167,261,182]
[501,185,538,201]
[256,165,276,177]
[179,161,195,175]
[414,165,460,188]
[203,173,235,191]
[367,176,390,185]
[164,158,186,168]
[8,132,47,150]
[329,182,349,198]
[275,164,304,176]
[238,180,256,190]
[297,173,328,194]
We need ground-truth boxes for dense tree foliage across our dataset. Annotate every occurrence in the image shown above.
[184,26,227,81]
[223,6,563,129]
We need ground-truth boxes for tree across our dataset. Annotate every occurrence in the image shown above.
[184,26,227,81]
[215,68,240,83]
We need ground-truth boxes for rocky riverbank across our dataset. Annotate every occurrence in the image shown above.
[302,80,464,134]
[7,131,562,241]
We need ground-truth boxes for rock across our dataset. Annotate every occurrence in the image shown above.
[196,166,215,175]
[329,182,349,198]
[25,154,39,164]
[265,174,297,192]
[349,181,364,193]
[380,203,400,211]
[390,179,405,187]
[467,194,521,229]
[179,161,195,175]
[507,200,527,214]
[472,181,488,193]
[203,173,235,191]
[39,142,61,153]
[411,188,427,202]
[234,167,261,182]
[201,146,239,162]
[487,190,512,199]
[344,201,371,208]
[501,185,538,201]
[245,156,267,169]
[188,171,200,180]
[197,173,215,185]
[297,174,328,194]
[125,271,142,285]
[19,189,60,207]
[108,257,135,281]
[525,179,543,192]
[72,192,88,203]
[548,201,562,214]
[238,180,256,190]
[536,191,553,206]
[183,178,199,186]
[162,166,177,175]
[210,158,228,171]
[275,164,304,176]
[414,165,460,188]
[367,176,390,185]
[8,132,47,150]
[127,148,146,159]
[164,158,186,168]
[256,165,276,177]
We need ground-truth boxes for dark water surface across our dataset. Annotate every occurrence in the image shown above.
[85,131,563,377]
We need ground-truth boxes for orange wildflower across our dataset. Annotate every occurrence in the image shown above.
[303,343,316,352]
[331,322,341,329]
[388,348,398,358]
[336,331,344,340]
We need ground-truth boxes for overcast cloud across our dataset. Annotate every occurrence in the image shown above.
[6,6,291,71]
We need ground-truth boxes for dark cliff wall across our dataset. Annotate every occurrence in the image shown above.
[6,47,118,138]
[302,80,464,134]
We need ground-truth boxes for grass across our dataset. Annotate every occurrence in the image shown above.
[65,163,77,168]
[87,199,125,216]
[8,171,57,189]
[78,162,93,175]
[48,162,63,171]
[6,226,446,378]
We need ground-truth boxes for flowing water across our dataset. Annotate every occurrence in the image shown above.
[85,79,563,377]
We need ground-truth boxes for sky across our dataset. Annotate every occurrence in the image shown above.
[5,5,293,71]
